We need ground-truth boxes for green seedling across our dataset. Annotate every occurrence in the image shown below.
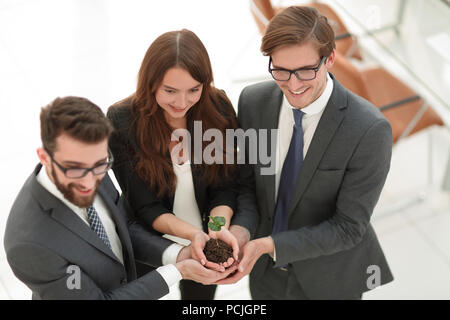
[205,216,233,259]
[208,216,226,231]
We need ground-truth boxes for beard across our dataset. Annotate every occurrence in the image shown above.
[51,165,101,208]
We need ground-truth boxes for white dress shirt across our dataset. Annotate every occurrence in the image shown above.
[274,73,334,199]
[36,167,182,287]
[272,73,334,260]
[163,160,203,246]
[158,160,204,287]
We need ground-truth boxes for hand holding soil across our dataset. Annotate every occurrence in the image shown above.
[203,216,239,269]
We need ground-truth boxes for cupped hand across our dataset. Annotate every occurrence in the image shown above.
[176,259,238,285]
[189,230,210,266]
[215,237,272,285]
[208,227,240,268]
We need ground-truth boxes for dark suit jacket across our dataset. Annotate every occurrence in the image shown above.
[106,98,238,233]
[3,164,174,300]
[237,74,394,299]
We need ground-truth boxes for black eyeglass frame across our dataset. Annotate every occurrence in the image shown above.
[46,149,114,179]
[268,56,327,81]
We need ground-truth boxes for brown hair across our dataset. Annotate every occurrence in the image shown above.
[40,96,113,155]
[261,6,335,57]
[131,29,237,198]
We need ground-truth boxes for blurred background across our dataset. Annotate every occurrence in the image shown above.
[0,0,449,300]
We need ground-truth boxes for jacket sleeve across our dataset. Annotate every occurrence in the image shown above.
[206,98,240,214]
[106,105,174,230]
[6,242,169,300]
[103,173,174,267]
[230,87,260,238]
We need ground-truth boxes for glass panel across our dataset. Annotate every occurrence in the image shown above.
[333,0,450,111]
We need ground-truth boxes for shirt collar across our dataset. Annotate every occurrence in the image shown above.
[283,72,334,115]
[36,165,87,214]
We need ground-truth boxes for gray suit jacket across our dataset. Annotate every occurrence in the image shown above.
[4,164,174,300]
[236,74,394,299]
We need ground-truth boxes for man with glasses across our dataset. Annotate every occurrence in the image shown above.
[223,6,394,299]
[4,96,236,299]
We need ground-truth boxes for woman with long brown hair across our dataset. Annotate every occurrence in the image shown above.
[107,29,240,300]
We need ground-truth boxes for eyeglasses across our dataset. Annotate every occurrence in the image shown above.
[47,150,114,179]
[268,56,327,81]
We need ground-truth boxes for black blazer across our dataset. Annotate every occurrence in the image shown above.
[107,98,238,233]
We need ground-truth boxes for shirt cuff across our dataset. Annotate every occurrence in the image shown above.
[270,235,276,261]
[162,243,184,265]
[156,264,182,287]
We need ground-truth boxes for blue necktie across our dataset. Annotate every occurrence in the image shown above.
[87,205,112,249]
[273,109,305,234]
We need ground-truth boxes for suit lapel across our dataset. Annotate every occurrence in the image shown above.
[50,202,120,262]
[260,84,283,217]
[97,184,134,265]
[288,77,348,217]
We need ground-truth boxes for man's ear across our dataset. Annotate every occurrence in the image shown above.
[325,49,336,69]
[36,148,49,166]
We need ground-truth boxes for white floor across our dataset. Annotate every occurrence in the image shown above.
[1,0,450,300]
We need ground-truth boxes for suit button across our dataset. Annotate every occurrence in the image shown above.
[121,278,127,285]
[268,217,272,221]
